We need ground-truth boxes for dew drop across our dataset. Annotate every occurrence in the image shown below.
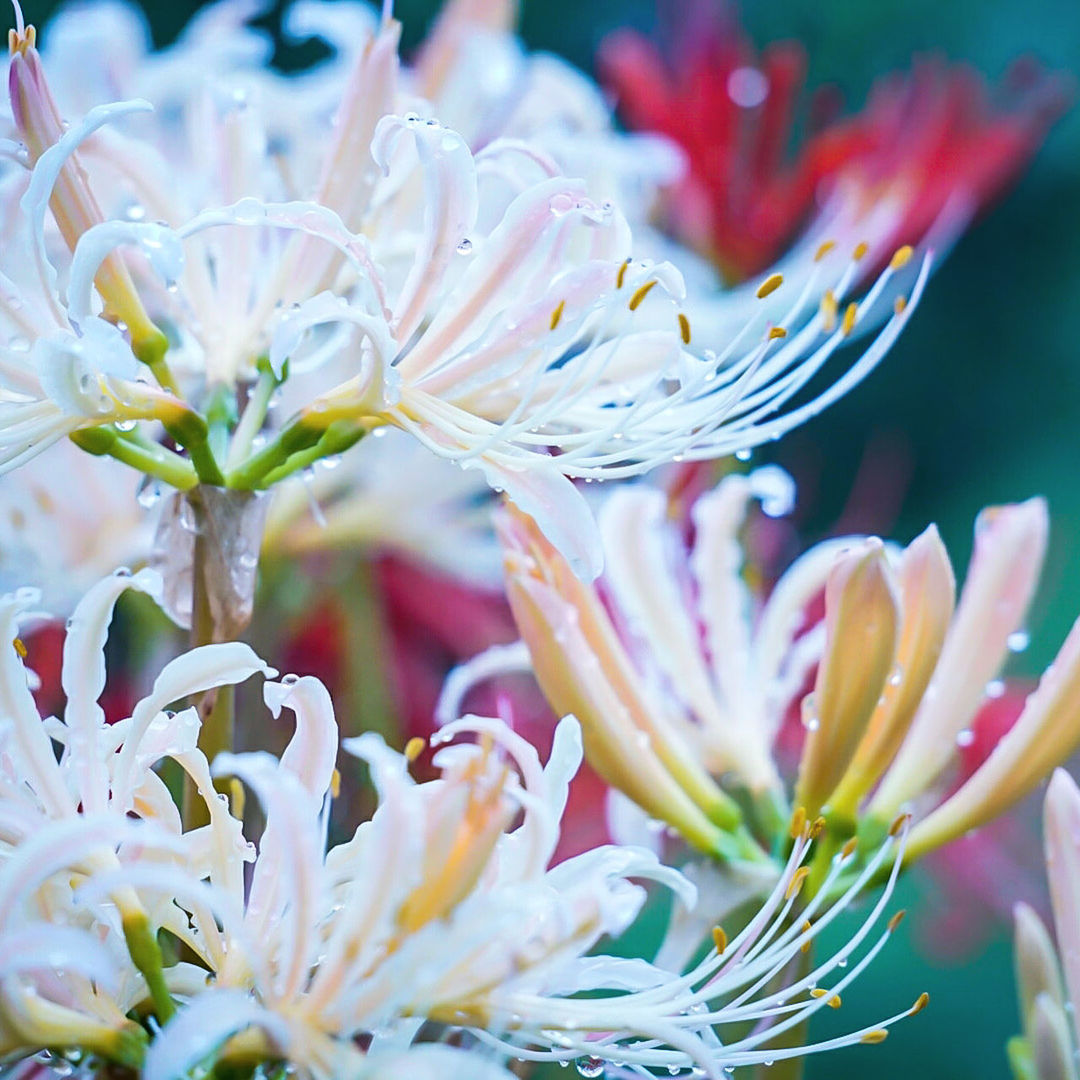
[115,419,137,433]
[456,238,473,254]
[985,679,1006,699]
[1008,630,1030,653]
[735,448,752,462]
[576,1056,604,1078]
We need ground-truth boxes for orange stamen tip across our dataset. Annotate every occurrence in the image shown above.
[405,736,426,763]
[853,241,870,261]
[894,296,908,315]
[828,994,842,1009]
[814,240,837,262]
[888,812,911,837]
[912,991,930,1014]
[768,326,787,340]
[887,909,907,932]
[800,920,813,953]
[810,987,827,998]
[549,299,566,331]
[890,244,914,270]
[810,815,826,839]
[12,637,27,659]
[616,258,631,290]
[841,302,858,337]
[788,806,807,839]
[678,312,691,345]
[820,289,838,332]
[8,22,34,56]
[861,1029,889,1045]
[841,836,858,859]
[329,768,341,799]
[785,866,810,900]
[628,279,658,311]
[756,272,783,299]
[712,926,727,954]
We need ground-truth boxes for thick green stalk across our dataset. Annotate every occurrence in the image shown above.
[70,426,198,490]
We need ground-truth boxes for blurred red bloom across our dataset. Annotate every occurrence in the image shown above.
[600,3,1069,281]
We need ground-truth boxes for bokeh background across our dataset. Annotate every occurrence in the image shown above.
[18,0,1080,1076]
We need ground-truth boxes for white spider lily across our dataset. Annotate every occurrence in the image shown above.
[0,571,924,1078]
[0,1,930,582]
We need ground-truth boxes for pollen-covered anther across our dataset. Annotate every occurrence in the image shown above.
[405,736,427,763]
[814,240,837,262]
[821,290,838,332]
[841,836,858,859]
[810,815,827,839]
[894,296,908,315]
[615,258,631,289]
[712,925,727,954]
[887,909,907,932]
[911,991,930,1014]
[861,1029,889,1045]
[329,768,341,799]
[841,302,858,338]
[229,777,246,819]
[756,272,784,299]
[550,300,566,331]
[7,22,35,56]
[800,920,813,952]
[678,312,691,345]
[890,245,915,271]
[888,812,911,837]
[11,637,27,659]
[768,326,788,340]
[811,988,842,1009]
[788,806,807,839]
[785,865,810,900]
[628,280,658,311]
[853,241,870,261]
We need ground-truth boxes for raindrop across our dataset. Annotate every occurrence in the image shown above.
[985,679,1006,699]
[735,448,752,462]
[956,728,975,748]
[456,238,473,254]
[1007,630,1030,653]
[576,1057,605,1078]
[319,455,342,471]
[282,673,300,685]
[113,567,132,578]
[136,476,161,509]
[115,419,137,432]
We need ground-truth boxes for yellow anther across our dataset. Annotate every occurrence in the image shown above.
[712,926,727,954]
[616,258,631,290]
[814,240,837,262]
[821,289,838,332]
[887,909,907,933]
[8,23,35,56]
[860,1029,889,1045]
[329,768,342,799]
[785,866,810,900]
[678,312,691,345]
[894,296,908,315]
[828,994,842,1009]
[890,244,914,271]
[549,300,566,331]
[810,815,827,839]
[756,272,784,299]
[768,326,788,340]
[405,736,426,763]
[788,806,807,839]
[911,991,930,1014]
[853,241,870,261]
[811,987,827,998]
[888,812,911,837]
[841,302,858,337]
[228,777,246,820]
[841,836,858,859]
[12,637,27,659]
[811,988,841,1008]
[628,279,658,311]
[800,920,813,953]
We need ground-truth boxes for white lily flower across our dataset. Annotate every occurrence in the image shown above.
[0,0,929,582]
[1,570,925,1078]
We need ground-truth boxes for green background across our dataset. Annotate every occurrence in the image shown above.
[21,0,1080,1075]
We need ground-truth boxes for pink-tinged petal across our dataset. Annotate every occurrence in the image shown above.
[906,609,1080,860]
[1040,771,1080,1050]
[1031,992,1078,1080]
[265,675,339,800]
[1014,901,1067,1040]
[872,498,1048,818]
[414,0,517,101]
[829,523,955,816]
[480,460,602,581]
[795,539,900,818]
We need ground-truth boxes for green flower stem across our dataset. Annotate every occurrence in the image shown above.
[122,910,176,1024]
[206,384,239,464]
[163,408,225,486]
[70,426,198,490]
[227,364,279,470]
[132,326,180,398]
[257,419,366,488]
[226,413,326,489]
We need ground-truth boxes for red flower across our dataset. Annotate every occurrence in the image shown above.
[600,4,1069,282]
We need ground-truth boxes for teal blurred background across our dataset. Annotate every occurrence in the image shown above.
[20,0,1080,1075]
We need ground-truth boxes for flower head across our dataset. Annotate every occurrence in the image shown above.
[600,2,1069,282]
[0,570,925,1077]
